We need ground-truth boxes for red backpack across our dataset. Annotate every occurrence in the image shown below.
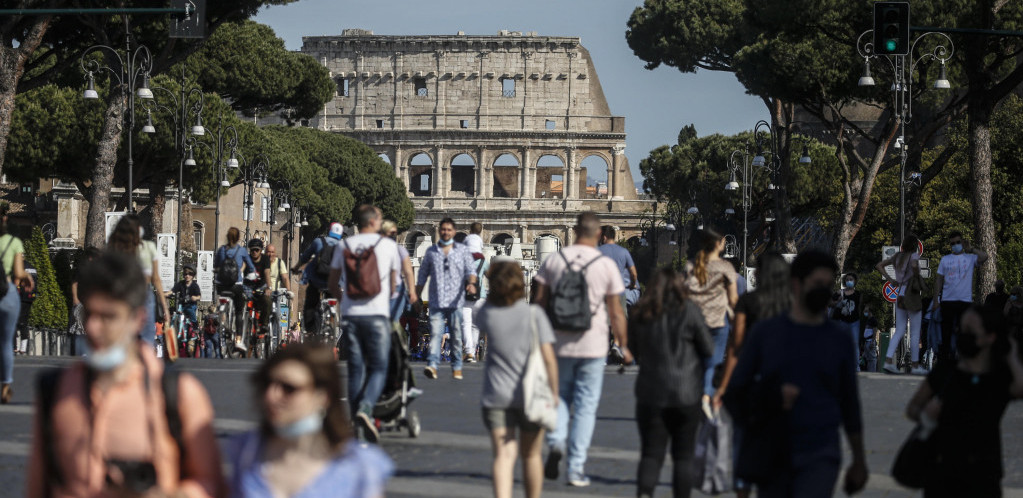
[343,237,385,299]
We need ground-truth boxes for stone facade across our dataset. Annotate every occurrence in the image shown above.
[299,29,653,248]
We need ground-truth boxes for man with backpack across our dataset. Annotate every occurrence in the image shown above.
[533,211,631,487]
[327,205,401,443]
[292,222,344,335]
[416,218,478,381]
[26,252,225,498]
[214,227,257,348]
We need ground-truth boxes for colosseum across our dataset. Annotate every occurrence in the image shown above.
[299,29,653,255]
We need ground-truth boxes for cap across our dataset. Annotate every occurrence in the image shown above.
[247,238,264,249]
[328,222,344,240]
[182,264,196,274]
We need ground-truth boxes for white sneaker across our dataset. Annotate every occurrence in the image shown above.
[883,363,901,374]
[910,366,929,375]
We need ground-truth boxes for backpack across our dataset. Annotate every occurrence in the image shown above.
[315,237,337,277]
[36,366,186,489]
[546,251,603,332]
[342,236,385,299]
[217,246,241,284]
[0,236,15,299]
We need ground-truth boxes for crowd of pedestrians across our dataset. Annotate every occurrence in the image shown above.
[18,205,1023,498]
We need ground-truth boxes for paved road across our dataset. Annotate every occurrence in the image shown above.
[2,356,1022,497]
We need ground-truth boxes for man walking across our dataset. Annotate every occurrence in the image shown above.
[534,212,632,487]
[328,205,400,443]
[416,218,478,380]
[931,230,988,362]
[598,225,638,314]
[724,250,867,497]
[292,222,343,334]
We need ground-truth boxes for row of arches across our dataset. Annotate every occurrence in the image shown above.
[401,231,560,254]
[379,152,611,199]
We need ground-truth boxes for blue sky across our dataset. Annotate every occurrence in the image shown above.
[254,0,768,186]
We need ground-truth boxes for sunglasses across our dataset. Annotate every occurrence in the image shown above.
[183,272,195,277]
[265,379,313,396]
[443,259,450,272]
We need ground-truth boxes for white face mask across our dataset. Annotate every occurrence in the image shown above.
[273,412,323,439]
[84,341,129,372]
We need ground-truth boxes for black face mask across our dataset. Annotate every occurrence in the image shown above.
[804,286,832,313]
[957,333,983,358]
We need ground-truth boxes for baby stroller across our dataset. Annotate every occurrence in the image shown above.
[371,323,422,437]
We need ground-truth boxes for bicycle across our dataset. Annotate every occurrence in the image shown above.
[255,289,292,359]
[216,289,244,359]
[168,297,201,359]
[311,291,341,356]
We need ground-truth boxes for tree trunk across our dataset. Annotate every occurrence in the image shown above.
[151,189,166,238]
[0,14,51,178]
[181,201,195,253]
[84,91,127,248]
[770,100,797,252]
[967,102,998,297]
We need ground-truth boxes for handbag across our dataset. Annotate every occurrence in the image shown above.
[891,423,935,488]
[522,308,558,431]
[896,257,924,311]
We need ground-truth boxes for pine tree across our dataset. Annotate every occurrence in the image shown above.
[26,226,67,329]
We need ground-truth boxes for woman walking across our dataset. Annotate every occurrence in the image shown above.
[630,267,712,498]
[231,344,393,497]
[906,305,1023,497]
[107,215,168,345]
[0,202,31,403]
[475,259,558,498]
[877,235,927,374]
[683,228,738,410]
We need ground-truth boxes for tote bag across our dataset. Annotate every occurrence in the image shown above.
[522,309,558,431]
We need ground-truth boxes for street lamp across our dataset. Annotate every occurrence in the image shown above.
[241,154,271,242]
[81,36,154,213]
[856,28,954,243]
[268,180,294,248]
[725,134,786,273]
[194,115,240,251]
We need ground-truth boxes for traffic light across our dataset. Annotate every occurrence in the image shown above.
[873,2,910,55]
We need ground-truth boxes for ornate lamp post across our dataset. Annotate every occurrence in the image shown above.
[268,180,294,248]
[856,29,953,243]
[80,34,154,213]
[241,154,271,242]
[193,114,239,250]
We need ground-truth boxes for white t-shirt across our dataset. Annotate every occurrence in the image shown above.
[937,252,979,303]
[535,244,624,359]
[464,233,484,254]
[330,233,400,317]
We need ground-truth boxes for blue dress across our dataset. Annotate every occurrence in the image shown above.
[229,431,394,498]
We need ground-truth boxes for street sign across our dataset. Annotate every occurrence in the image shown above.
[197,250,214,302]
[157,234,176,287]
[104,211,127,242]
[882,281,899,303]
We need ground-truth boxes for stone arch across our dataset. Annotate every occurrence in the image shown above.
[449,153,476,196]
[403,230,429,254]
[492,153,520,198]
[580,153,610,199]
[491,233,515,253]
[377,153,391,165]
[408,152,434,197]
[534,154,566,199]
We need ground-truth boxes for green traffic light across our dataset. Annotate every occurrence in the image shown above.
[885,39,897,52]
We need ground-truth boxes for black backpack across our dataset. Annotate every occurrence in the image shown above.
[36,366,186,488]
[217,246,242,284]
[315,237,337,277]
[546,251,603,332]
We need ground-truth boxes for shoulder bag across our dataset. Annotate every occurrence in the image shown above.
[522,308,558,431]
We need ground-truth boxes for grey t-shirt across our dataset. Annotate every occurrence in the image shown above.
[476,300,555,409]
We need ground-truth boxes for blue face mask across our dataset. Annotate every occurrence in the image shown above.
[845,280,855,289]
[84,341,128,372]
[438,238,454,247]
[274,412,323,439]
[951,243,963,254]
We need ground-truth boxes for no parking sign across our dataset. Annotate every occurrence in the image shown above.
[882,281,899,303]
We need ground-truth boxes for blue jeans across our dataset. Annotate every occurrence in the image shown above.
[0,282,20,383]
[203,332,222,359]
[546,357,605,474]
[390,282,409,323]
[703,324,730,397]
[846,320,860,370]
[141,290,156,345]
[427,308,462,370]
[343,315,392,416]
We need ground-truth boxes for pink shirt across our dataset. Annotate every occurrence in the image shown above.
[535,245,625,359]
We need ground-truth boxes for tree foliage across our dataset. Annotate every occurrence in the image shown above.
[25,226,67,329]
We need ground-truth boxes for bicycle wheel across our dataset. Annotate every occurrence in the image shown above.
[219,305,233,359]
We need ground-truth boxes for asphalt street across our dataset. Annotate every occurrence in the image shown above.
[2,356,1022,497]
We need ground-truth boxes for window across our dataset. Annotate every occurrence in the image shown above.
[337,77,350,97]
[193,221,204,251]
[460,119,469,129]
[260,196,270,223]
[20,183,32,194]
[420,175,430,192]
[414,77,428,97]
[501,78,515,98]
[376,119,384,129]
[545,120,556,130]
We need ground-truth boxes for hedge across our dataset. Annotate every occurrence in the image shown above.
[26,226,67,329]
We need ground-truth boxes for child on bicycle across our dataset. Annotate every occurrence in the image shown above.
[169,264,202,326]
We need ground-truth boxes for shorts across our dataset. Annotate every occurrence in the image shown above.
[482,406,542,432]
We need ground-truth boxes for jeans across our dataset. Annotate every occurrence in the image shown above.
[303,285,324,335]
[863,338,878,372]
[846,320,860,370]
[635,403,701,498]
[141,290,156,345]
[757,454,840,498]
[343,315,392,416]
[203,332,222,359]
[427,308,463,370]
[703,325,729,397]
[940,301,971,362]
[0,282,20,384]
[546,356,605,474]
[889,307,922,362]
[390,282,409,323]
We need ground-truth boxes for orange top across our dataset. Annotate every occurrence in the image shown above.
[26,346,225,498]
